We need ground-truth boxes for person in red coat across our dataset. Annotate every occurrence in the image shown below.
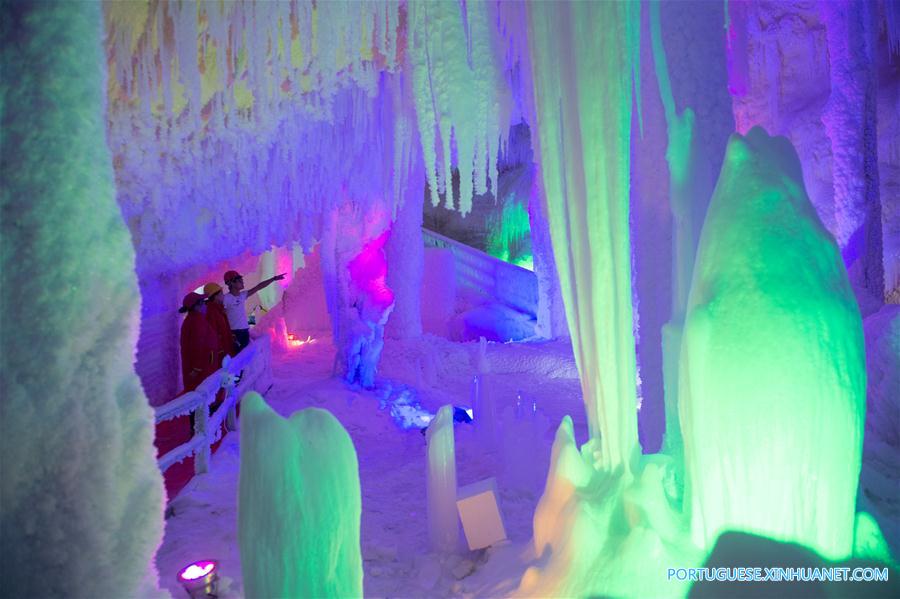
[179,292,218,392]
[203,282,236,365]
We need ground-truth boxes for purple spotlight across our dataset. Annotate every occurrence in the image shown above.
[177,560,219,598]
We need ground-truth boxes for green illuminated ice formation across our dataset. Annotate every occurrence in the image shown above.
[239,393,363,597]
[680,127,866,560]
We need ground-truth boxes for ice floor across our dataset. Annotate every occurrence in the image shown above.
[155,328,899,598]
[155,334,586,598]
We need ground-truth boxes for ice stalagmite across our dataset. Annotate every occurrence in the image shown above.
[0,1,165,595]
[680,127,866,559]
[524,1,641,474]
[239,392,363,598]
[427,405,459,553]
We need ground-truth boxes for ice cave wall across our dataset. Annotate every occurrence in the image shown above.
[105,1,514,398]
[631,0,734,453]
[727,0,898,307]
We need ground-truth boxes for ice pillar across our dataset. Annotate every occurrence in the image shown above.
[525,1,641,474]
[239,393,363,597]
[426,405,459,553]
[680,128,866,559]
[386,127,425,340]
[0,1,165,595]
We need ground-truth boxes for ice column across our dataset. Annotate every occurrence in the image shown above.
[386,73,426,340]
[426,405,459,553]
[0,1,165,595]
[680,128,866,559]
[239,393,363,597]
[524,1,641,474]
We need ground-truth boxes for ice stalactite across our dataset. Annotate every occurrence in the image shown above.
[426,405,459,553]
[680,127,866,560]
[104,1,406,277]
[408,0,505,215]
[524,0,641,474]
[239,393,363,598]
[0,1,165,595]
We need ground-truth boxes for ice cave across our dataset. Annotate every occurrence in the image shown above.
[2,0,900,597]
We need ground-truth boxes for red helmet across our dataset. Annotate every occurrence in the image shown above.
[224,270,242,284]
[179,292,207,313]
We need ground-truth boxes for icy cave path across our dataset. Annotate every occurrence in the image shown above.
[155,334,586,598]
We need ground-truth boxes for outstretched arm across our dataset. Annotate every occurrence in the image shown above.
[246,273,285,297]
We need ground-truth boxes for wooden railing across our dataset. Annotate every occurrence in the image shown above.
[422,227,538,319]
[154,336,273,475]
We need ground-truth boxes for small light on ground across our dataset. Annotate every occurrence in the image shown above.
[177,560,219,598]
[288,334,315,348]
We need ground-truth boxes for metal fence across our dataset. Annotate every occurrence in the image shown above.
[422,227,538,319]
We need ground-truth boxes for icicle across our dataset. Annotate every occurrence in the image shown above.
[408,0,504,215]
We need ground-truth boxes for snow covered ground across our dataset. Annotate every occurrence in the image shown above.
[155,320,898,597]
[155,333,585,598]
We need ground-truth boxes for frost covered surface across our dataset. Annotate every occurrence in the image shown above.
[859,305,900,555]
[516,419,701,598]
[0,2,164,596]
[155,334,585,598]
[681,127,866,559]
[238,392,362,598]
[155,327,897,597]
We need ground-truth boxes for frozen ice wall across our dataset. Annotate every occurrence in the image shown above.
[523,1,641,473]
[726,1,895,305]
[105,1,419,404]
[239,392,362,598]
[0,1,165,596]
[680,127,866,559]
